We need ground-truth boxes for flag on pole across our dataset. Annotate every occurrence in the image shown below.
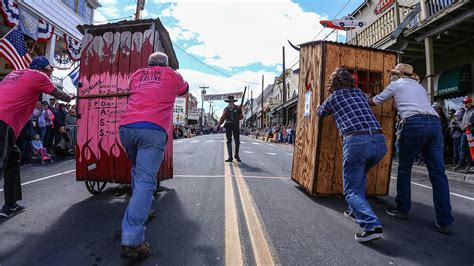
[0,26,32,70]
[68,64,80,87]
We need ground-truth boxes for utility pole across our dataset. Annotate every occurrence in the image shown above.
[199,86,208,126]
[208,101,213,126]
[282,46,287,126]
[261,75,264,129]
[135,0,145,20]
[251,90,253,128]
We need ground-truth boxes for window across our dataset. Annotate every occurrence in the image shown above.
[61,0,94,22]
[62,0,76,11]
[344,68,383,96]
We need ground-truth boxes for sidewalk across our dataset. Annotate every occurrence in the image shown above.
[392,160,474,184]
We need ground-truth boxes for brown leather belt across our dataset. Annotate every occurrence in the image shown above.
[345,129,383,137]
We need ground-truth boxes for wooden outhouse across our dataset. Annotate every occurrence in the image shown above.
[291,41,397,197]
[75,19,178,194]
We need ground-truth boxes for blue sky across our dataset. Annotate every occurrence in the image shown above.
[95,0,364,114]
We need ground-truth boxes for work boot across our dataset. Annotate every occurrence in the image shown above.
[234,143,241,162]
[225,143,233,162]
[121,242,152,260]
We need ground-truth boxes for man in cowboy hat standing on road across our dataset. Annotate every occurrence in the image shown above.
[218,95,243,162]
[369,63,454,234]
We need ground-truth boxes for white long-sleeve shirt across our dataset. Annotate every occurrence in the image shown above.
[372,78,438,120]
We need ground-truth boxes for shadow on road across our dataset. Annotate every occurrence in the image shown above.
[296,186,474,265]
[236,161,269,174]
[4,186,219,265]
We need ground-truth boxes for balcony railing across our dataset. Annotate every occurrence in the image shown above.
[348,4,422,47]
[349,7,397,47]
[427,0,456,17]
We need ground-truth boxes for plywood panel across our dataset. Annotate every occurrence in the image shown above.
[291,43,322,194]
[329,45,357,195]
[96,32,114,180]
[375,53,397,195]
[76,34,93,181]
[364,50,381,195]
[315,43,341,195]
[108,32,121,182]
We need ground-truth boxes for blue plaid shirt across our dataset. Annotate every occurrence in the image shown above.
[317,88,381,136]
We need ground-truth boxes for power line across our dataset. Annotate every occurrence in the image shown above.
[287,0,354,69]
[173,43,260,85]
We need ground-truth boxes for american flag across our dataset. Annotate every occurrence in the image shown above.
[68,64,80,87]
[0,26,32,70]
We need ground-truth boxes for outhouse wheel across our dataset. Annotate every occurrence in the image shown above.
[85,181,107,195]
[153,181,161,196]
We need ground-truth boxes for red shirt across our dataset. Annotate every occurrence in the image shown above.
[120,66,188,132]
[0,69,55,137]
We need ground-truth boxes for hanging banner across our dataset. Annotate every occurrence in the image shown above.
[64,34,81,62]
[38,19,54,43]
[0,0,19,27]
[203,92,243,101]
[173,97,187,125]
[19,8,39,40]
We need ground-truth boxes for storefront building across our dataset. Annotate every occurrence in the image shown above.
[346,0,474,113]
[0,0,100,80]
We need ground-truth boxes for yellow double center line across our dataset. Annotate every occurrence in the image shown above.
[224,137,276,265]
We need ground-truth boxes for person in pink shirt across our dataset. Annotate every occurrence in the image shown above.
[119,52,188,260]
[0,56,74,218]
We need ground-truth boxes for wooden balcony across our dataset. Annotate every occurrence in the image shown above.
[348,5,421,48]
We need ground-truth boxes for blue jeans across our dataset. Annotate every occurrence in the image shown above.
[397,115,454,227]
[452,137,461,165]
[119,127,167,246]
[343,133,387,230]
[459,132,472,166]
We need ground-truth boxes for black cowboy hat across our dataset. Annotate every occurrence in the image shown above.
[224,95,238,102]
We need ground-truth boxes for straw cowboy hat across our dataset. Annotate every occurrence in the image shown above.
[389,63,420,81]
[224,95,238,102]
[389,63,414,75]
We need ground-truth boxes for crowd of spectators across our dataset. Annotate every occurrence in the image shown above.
[394,96,474,173]
[172,124,221,139]
[245,124,296,144]
[18,97,77,165]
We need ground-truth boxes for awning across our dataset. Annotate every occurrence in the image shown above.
[283,96,298,108]
[437,64,471,97]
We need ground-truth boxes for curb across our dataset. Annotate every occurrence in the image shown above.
[392,161,474,184]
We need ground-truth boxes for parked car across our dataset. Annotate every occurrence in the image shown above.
[332,16,365,28]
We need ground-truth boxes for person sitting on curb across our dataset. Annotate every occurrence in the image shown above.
[317,67,387,243]
[369,63,454,234]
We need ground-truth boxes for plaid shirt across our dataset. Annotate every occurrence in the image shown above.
[317,88,381,136]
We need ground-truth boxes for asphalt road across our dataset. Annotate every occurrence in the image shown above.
[0,133,473,265]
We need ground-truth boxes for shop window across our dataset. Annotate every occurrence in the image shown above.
[344,68,383,96]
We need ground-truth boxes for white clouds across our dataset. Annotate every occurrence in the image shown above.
[93,10,108,24]
[164,1,336,69]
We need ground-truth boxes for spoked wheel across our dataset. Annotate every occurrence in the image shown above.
[85,181,107,195]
